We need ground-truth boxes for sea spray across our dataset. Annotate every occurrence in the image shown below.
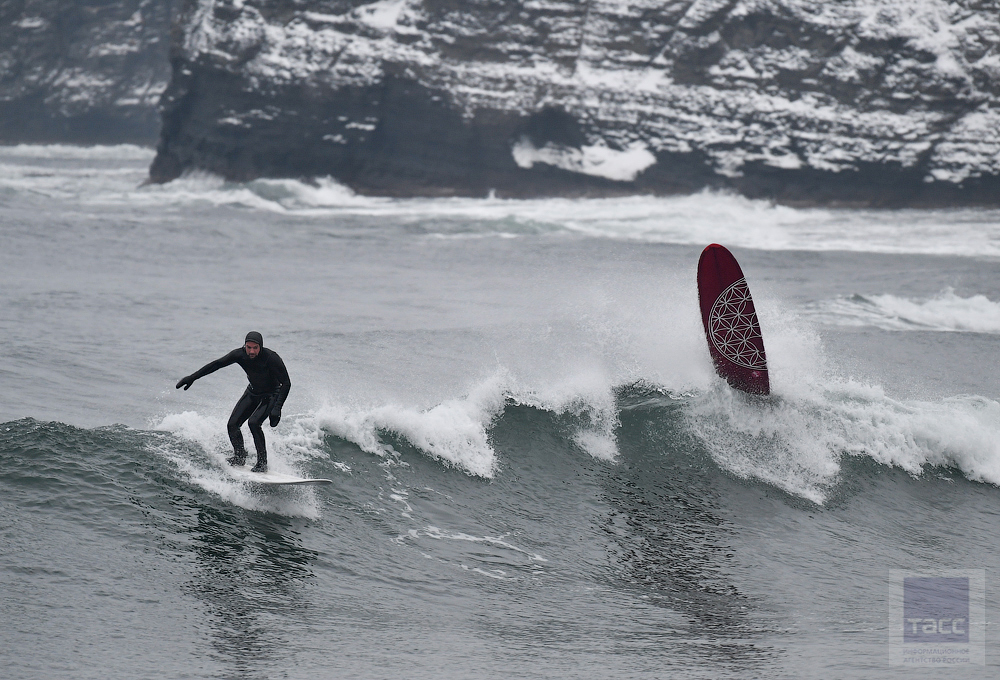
[683,292,1000,502]
[153,411,322,517]
[685,384,842,504]
[685,377,1000,504]
[307,367,626,475]
[311,372,509,477]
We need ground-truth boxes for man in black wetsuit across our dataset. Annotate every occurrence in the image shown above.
[175,331,290,473]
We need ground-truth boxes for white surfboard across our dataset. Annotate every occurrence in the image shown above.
[226,464,333,486]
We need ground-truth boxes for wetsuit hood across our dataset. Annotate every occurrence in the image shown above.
[245,331,264,348]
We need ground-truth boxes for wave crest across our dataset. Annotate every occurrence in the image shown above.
[686,378,1000,504]
[810,289,1000,333]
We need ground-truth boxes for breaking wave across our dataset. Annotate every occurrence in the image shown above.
[808,290,1000,333]
[0,143,155,161]
[4,144,1000,256]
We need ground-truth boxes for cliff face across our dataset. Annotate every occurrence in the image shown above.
[0,0,173,144]
[149,0,1000,205]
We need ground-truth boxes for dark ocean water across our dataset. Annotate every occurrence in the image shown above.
[2,146,1000,678]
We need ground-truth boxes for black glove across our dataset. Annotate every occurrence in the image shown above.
[269,408,281,428]
[176,375,195,390]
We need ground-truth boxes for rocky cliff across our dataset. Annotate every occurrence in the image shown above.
[148,0,1000,205]
[0,0,173,144]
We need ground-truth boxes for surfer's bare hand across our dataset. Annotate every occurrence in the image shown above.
[176,375,194,390]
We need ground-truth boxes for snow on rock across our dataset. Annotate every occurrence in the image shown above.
[149,0,1000,205]
[513,138,657,181]
[0,0,173,144]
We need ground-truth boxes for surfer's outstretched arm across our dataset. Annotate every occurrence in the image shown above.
[175,348,242,390]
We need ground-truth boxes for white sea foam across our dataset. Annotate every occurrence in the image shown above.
[309,372,508,478]
[152,410,323,517]
[0,143,155,161]
[300,361,626,477]
[128,188,1000,257]
[808,290,1000,333]
[694,380,1000,504]
[508,370,623,463]
[4,145,1000,257]
[686,315,1000,504]
[150,309,1000,506]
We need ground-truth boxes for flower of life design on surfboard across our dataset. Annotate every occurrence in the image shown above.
[708,278,767,371]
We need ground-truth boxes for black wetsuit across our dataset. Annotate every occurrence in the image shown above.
[186,347,291,463]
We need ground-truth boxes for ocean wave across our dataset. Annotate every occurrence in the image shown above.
[686,375,1000,504]
[132,176,1000,257]
[301,366,1000,505]
[0,143,155,161]
[807,290,1000,333]
[4,147,1000,256]
[299,367,623,478]
[677,295,1000,502]
[153,177,823,242]
[153,411,325,518]
[307,374,508,478]
[9,362,1000,516]
[156,358,1000,508]
[149,290,1000,503]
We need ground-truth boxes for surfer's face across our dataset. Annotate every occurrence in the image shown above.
[244,341,260,358]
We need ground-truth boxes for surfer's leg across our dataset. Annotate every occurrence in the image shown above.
[226,390,256,465]
[247,397,273,472]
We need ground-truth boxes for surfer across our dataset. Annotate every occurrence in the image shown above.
[175,331,290,473]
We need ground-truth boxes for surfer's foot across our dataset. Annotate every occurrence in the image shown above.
[251,461,267,473]
[227,454,247,467]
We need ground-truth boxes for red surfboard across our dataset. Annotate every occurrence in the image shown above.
[697,244,770,395]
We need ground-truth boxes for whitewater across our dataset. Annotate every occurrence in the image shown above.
[2,145,999,678]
